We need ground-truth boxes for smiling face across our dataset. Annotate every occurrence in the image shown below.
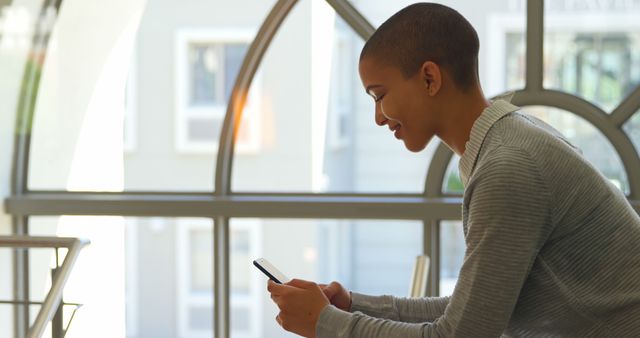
[358,57,442,152]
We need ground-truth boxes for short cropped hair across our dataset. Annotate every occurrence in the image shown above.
[360,3,480,91]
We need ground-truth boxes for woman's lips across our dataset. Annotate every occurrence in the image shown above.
[393,125,401,139]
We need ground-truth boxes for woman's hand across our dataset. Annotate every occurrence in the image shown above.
[320,281,352,312]
[267,279,330,338]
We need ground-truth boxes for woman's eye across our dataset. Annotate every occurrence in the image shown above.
[375,94,385,103]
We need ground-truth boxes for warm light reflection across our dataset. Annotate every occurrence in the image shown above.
[231,79,263,154]
[231,87,249,146]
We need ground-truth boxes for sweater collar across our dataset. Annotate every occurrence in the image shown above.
[458,92,519,186]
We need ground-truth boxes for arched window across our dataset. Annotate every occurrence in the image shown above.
[3,0,638,337]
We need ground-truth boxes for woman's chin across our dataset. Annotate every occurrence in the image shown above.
[404,141,426,152]
[403,137,431,153]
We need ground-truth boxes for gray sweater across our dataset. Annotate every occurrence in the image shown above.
[316,99,640,337]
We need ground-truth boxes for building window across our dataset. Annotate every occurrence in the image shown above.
[177,219,261,338]
[175,29,261,154]
[176,219,212,338]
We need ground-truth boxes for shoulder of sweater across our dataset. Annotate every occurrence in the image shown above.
[485,112,578,152]
[471,132,547,186]
[475,143,538,173]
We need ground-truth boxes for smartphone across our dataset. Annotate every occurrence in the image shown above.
[253,258,290,284]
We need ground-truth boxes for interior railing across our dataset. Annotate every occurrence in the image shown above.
[0,236,89,338]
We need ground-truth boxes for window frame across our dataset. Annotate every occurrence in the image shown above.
[174,28,261,155]
[5,2,640,338]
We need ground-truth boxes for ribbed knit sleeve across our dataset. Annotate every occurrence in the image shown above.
[349,293,450,322]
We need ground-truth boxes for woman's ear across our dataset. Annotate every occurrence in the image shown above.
[421,61,442,96]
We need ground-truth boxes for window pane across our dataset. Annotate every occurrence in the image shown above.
[189,228,212,292]
[189,42,249,106]
[346,0,417,27]
[188,306,213,331]
[231,2,434,193]
[543,1,640,111]
[28,216,216,338]
[189,44,220,105]
[623,110,640,154]
[442,155,463,195]
[27,0,272,192]
[440,220,464,296]
[230,218,422,338]
[522,106,630,194]
[27,1,146,192]
[29,216,128,338]
[505,32,526,92]
[224,43,249,100]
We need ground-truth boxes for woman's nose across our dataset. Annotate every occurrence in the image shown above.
[375,105,387,126]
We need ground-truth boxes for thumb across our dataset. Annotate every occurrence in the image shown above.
[323,282,340,298]
[286,278,316,289]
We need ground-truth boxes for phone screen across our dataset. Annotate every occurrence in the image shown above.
[253,258,290,284]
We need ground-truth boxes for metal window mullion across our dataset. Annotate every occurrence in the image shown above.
[525,0,544,92]
[610,85,640,127]
[213,216,229,338]
[11,216,29,338]
[424,220,440,297]
[5,193,464,220]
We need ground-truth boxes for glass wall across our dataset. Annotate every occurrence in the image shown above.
[2,0,639,338]
[21,216,422,338]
